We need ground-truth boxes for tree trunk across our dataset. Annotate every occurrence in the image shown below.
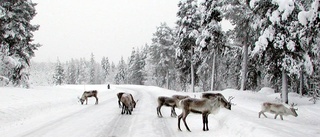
[240,43,248,91]
[282,69,289,104]
[166,70,169,89]
[211,51,216,91]
[191,47,195,93]
[299,70,303,96]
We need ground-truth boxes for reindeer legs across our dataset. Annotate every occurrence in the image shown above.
[202,112,209,131]
[118,100,122,108]
[178,110,191,132]
[171,106,177,117]
[94,95,98,105]
[178,113,183,131]
[156,105,163,117]
[274,114,284,120]
[121,104,125,114]
[259,111,268,118]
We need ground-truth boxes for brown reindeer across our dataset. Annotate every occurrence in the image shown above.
[79,90,98,105]
[117,92,125,108]
[259,102,298,120]
[156,95,190,118]
[120,93,134,115]
[178,96,233,132]
[117,92,137,108]
[201,93,234,110]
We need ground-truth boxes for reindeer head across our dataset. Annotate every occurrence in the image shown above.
[133,100,137,108]
[78,97,85,105]
[128,105,133,111]
[290,103,298,117]
[133,99,139,108]
[225,96,235,110]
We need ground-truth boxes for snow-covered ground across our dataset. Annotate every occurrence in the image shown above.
[0,85,319,137]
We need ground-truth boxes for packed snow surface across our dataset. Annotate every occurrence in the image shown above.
[0,85,319,137]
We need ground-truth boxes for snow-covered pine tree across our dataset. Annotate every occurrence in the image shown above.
[89,53,95,84]
[128,48,146,85]
[131,49,146,85]
[29,61,55,86]
[127,48,136,84]
[115,57,127,84]
[220,0,264,91]
[139,45,148,85]
[215,29,243,89]
[176,0,201,92]
[297,0,320,96]
[0,0,41,87]
[149,23,176,89]
[106,62,116,84]
[251,0,317,104]
[145,44,158,86]
[77,58,89,84]
[94,61,104,84]
[197,0,225,91]
[65,59,77,84]
[53,59,64,85]
[101,56,110,84]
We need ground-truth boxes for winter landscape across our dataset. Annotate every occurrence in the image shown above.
[1,0,319,137]
[0,85,319,137]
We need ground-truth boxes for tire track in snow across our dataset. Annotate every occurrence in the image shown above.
[145,91,176,137]
[99,86,177,137]
[97,87,142,137]
[17,96,117,137]
[98,112,134,137]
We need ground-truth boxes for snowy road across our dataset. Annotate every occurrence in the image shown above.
[10,92,119,137]
[1,85,319,137]
[1,85,181,137]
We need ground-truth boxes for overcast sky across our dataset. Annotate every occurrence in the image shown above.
[31,0,180,63]
[31,0,232,64]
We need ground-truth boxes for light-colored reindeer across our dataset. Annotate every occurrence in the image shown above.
[156,95,190,118]
[78,90,98,105]
[178,95,233,132]
[258,102,298,120]
[120,93,134,115]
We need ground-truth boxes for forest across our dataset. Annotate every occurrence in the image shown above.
[1,0,319,104]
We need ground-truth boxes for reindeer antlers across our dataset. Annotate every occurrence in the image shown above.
[290,103,298,107]
[290,103,298,110]
[228,96,235,102]
[228,96,236,105]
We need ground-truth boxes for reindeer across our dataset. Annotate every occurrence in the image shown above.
[117,92,125,108]
[178,96,233,132]
[201,93,234,110]
[78,90,98,105]
[156,95,190,118]
[258,102,298,120]
[120,93,134,115]
[117,92,137,109]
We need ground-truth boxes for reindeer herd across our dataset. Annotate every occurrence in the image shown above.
[78,89,299,132]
